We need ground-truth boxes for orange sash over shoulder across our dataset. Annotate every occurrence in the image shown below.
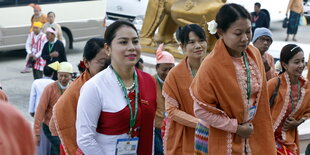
[163,57,197,155]
[268,73,310,155]
[191,39,276,155]
[53,71,91,155]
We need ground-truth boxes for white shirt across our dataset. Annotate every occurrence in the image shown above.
[28,77,54,113]
[76,67,130,155]
[25,32,47,58]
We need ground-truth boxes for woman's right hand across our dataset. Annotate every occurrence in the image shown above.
[50,51,59,57]
[236,122,253,138]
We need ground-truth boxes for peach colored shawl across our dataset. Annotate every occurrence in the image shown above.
[191,39,276,155]
[268,73,310,154]
[52,71,91,155]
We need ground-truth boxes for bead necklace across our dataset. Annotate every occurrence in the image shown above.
[125,82,135,90]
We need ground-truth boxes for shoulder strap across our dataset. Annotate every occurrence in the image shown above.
[269,78,281,107]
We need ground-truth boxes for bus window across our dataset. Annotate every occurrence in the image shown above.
[0,0,107,52]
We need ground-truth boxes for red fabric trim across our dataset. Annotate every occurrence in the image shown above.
[96,69,156,155]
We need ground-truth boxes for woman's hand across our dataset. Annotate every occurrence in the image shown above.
[236,122,253,138]
[283,117,304,131]
[49,51,59,57]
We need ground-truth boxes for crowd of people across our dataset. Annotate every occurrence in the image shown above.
[0,2,310,155]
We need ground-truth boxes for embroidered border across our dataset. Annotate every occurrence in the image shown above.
[227,132,233,155]
[272,73,291,132]
[163,118,172,154]
[249,55,263,117]
[282,74,308,140]
[245,138,252,155]
[232,58,248,121]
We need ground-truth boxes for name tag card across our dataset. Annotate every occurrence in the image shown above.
[115,137,139,155]
[247,106,257,121]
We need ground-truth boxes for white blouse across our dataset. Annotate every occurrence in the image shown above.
[76,67,129,155]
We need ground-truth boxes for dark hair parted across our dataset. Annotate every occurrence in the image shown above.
[47,11,55,16]
[43,65,54,77]
[280,44,303,73]
[104,20,138,46]
[179,24,206,45]
[216,3,251,32]
[83,38,105,61]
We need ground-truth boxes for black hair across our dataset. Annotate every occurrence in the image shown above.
[43,65,54,77]
[179,24,206,45]
[104,20,138,46]
[254,2,261,8]
[47,11,55,17]
[135,58,144,69]
[216,3,251,32]
[77,63,85,73]
[83,38,105,61]
[280,44,303,73]
[156,64,160,69]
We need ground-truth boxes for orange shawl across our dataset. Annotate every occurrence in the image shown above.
[0,103,35,155]
[52,71,91,155]
[191,39,276,155]
[162,57,197,155]
[268,73,310,154]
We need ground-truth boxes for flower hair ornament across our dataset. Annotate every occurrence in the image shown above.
[207,20,218,35]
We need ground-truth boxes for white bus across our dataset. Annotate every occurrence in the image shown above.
[0,0,107,52]
[105,0,148,32]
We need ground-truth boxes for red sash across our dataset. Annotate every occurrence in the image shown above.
[96,69,156,155]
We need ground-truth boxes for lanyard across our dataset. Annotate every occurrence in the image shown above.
[253,16,259,22]
[57,82,64,95]
[290,80,300,112]
[48,42,55,53]
[243,52,251,105]
[111,66,139,136]
[155,74,163,89]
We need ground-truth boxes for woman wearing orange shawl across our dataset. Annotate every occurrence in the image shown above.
[268,44,310,155]
[49,38,110,155]
[162,24,207,155]
[29,3,47,32]
[190,4,276,155]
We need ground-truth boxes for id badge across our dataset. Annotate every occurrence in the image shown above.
[115,137,139,155]
[247,106,257,121]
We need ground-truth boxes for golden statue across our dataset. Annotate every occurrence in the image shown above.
[140,0,226,58]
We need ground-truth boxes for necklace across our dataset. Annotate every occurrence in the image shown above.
[125,82,135,90]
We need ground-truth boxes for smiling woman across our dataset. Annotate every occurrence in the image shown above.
[76,20,157,155]
[268,44,310,155]
[162,24,207,155]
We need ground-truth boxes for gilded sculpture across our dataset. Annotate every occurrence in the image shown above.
[140,0,227,58]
